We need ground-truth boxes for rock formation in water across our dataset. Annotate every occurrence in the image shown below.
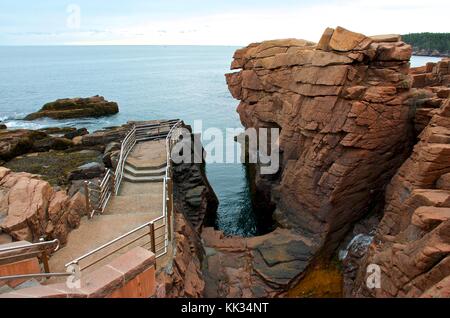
[219,26,415,296]
[25,95,119,120]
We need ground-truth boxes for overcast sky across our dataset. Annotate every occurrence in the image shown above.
[0,0,448,45]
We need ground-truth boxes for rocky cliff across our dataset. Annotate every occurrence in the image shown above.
[350,98,450,297]
[347,60,450,297]
[156,125,218,298]
[222,26,415,295]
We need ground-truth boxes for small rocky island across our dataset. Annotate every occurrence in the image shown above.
[24,95,119,120]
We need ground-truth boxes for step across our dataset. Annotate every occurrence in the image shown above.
[124,163,166,177]
[125,139,167,170]
[123,172,165,183]
[124,161,167,174]
[126,160,167,171]
[118,181,163,196]
[105,194,163,215]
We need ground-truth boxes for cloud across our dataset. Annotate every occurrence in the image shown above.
[2,0,449,45]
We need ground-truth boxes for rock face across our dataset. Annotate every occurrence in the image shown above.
[351,98,450,297]
[25,96,119,120]
[157,125,218,298]
[224,26,414,294]
[408,59,450,135]
[172,129,219,231]
[0,167,86,245]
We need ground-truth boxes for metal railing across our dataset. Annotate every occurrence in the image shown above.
[65,120,183,272]
[0,239,71,281]
[84,120,180,218]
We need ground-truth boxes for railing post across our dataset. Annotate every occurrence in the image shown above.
[39,237,50,275]
[149,222,156,254]
[167,176,173,242]
[84,181,91,219]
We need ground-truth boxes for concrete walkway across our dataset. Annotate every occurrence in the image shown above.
[47,139,167,279]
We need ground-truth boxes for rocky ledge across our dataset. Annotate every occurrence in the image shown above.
[24,95,119,120]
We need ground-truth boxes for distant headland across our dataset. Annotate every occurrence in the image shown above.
[402,32,450,57]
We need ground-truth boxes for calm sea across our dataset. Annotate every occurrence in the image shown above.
[0,46,442,236]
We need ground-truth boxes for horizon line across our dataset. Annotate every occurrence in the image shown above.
[0,43,244,47]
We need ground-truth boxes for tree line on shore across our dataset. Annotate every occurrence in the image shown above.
[402,32,450,54]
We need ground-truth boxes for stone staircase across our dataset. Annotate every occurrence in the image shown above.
[122,161,166,183]
[121,139,167,184]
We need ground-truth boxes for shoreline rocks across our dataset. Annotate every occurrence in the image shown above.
[24,96,119,120]
[0,167,86,245]
[412,49,449,58]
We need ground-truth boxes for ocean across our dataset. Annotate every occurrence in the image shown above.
[0,46,442,236]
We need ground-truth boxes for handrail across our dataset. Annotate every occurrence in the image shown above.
[0,272,71,281]
[0,239,60,254]
[0,238,60,278]
[66,120,182,271]
[84,125,137,217]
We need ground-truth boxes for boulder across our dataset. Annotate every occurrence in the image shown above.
[63,128,89,140]
[0,129,47,161]
[0,167,86,244]
[437,173,450,190]
[32,137,73,152]
[328,26,369,52]
[81,125,130,147]
[102,142,121,168]
[68,162,105,181]
[0,124,7,130]
[25,96,119,120]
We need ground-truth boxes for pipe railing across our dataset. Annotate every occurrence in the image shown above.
[66,120,182,272]
[0,239,60,279]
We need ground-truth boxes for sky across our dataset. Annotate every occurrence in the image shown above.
[0,0,448,46]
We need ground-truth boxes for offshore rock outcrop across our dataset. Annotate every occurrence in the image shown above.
[220,26,414,296]
[25,96,119,120]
